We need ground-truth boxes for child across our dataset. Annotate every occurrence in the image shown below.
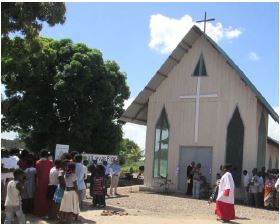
[4,169,26,224]
[47,159,61,219]
[59,162,80,221]
[91,165,106,208]
[53,159,68,220]
[2,148,18,210]
[208,173,221,205]
[21,158,36,214]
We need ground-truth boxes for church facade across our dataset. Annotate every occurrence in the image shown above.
[120,26,278,191]
[267,137,279,170]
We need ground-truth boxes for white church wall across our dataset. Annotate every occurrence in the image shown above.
[266,142,279,169]
[202,37,258,184]
[217,61,269,178]
[144,37,220,189]
[257,102,269,168]
[144,100,162,187]
[144,35,268,190]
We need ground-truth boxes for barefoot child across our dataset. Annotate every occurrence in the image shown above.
[59,162,80,221]
[53,159,68,220]
[91,165,106,208]
[4,169,26,224]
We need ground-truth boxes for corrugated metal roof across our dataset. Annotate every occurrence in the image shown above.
[267,136,279,146]
[203,30,279,123]
[120,25,279,125]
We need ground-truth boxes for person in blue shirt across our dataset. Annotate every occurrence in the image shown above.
[109,159,121,196]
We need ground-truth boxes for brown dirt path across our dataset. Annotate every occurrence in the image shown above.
[17,186,280,224]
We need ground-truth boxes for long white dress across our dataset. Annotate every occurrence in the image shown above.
[215,171,235,221]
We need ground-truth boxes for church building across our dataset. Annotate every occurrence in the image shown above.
[267,137,279,170]
[120,25,279,192]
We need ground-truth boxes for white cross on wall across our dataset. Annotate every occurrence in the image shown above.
[179,77,218,143]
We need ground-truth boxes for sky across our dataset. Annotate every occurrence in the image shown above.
[2,2,279,149]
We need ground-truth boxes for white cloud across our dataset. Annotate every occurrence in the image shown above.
[248,51,260,61]
[149,14,194,54]
[268,106,279,141]
[149,14,243,54]
[122,98,147,150]
[225,27,242,39]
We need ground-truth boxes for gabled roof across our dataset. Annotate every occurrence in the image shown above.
[120,25,279,125]
[267,136,279,147]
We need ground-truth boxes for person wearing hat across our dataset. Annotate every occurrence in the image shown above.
[109,159,121,196]
[215,164,235,223]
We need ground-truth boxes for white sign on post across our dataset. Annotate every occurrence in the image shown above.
[82,153,118,164]
[55,144,69,159]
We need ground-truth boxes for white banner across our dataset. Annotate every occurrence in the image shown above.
[55,144,69,160]
[82,153,118,164]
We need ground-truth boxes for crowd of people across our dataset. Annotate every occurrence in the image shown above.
[213,165,279,222]
[1,147,122,223]
[1,147,279,223]
[186,162,211,199]
[186,161,279,211]
[242,167,279,209]
[186,162,236,222]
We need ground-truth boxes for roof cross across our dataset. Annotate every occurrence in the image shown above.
[196,12,215,33]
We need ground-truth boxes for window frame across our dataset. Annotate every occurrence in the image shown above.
[153,107,170,178]
[192,53,208,77]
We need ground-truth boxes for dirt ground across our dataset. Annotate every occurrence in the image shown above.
[11,186,280,224]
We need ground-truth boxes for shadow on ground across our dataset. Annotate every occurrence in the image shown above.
[235,216,250,220]
[25,215,96,224]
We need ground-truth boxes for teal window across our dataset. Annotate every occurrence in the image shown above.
[225,107,244,186]
[193,54,207,76]
[257,112,266,170]
[153,108,169,178]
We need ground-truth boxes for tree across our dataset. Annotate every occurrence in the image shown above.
[1,2,66,38]
[1,37,130,154]
[2,2,66,59]
[118,138,142,163]
[128,147,142,163]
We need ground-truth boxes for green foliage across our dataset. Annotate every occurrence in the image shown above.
[1,2,66,63]
[128,147,142,163]
[1,37,130,153]
[121,160,144,173]
[1,2,66,38]
[118,138,142,163]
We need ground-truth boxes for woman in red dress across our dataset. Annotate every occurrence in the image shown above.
[33,149,54,217]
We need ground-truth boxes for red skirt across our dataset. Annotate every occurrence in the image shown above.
[215,200,235,221]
